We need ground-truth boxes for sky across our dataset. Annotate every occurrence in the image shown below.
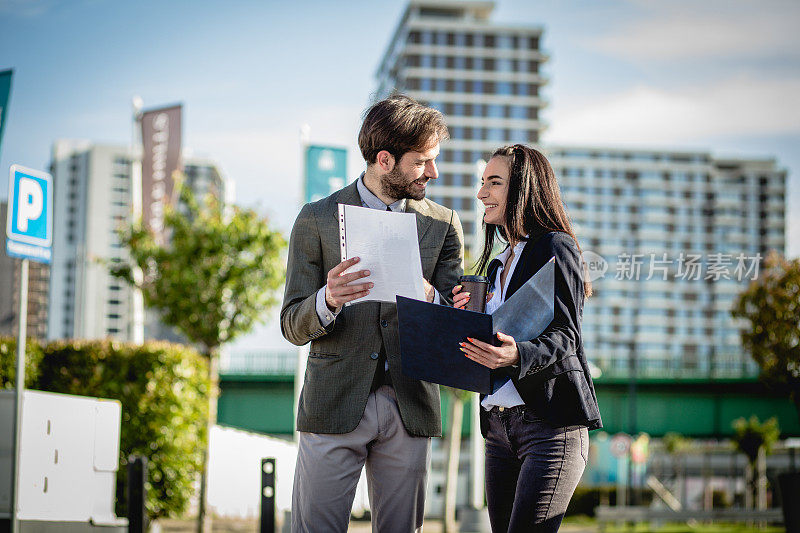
[1,0,798,351]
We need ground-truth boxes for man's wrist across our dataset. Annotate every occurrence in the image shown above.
[316,286,339,326]
[325,290,337,312]
[326,300,341,314]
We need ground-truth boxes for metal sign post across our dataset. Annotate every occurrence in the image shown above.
[610,433,632,507]
[260,458,276,533]
[6,164,53,533]
[10,259,28,533]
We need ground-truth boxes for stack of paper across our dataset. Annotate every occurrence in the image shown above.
[338,204,425,304]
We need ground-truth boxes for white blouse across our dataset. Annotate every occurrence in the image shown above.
[481,240,527,410]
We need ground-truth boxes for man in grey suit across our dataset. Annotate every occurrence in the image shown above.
[281,95,464,532]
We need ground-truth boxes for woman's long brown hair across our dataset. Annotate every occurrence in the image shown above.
[475,144,592,298]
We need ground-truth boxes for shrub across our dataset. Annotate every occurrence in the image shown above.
[0,337,209,519]
[566,485,617,517]
[0,337,43,388]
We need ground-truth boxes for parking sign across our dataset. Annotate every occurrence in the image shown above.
[6,164,53,263]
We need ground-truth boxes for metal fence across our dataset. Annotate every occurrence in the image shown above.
[221,350,298,375]
[593,355,760,380]
[220,350,759,381]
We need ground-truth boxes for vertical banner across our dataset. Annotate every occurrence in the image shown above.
[0,69,13,158]
[304,145,347,203]
[141,104,182,244]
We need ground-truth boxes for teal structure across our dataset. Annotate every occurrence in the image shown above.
[218,352,800,438]
[304,145,347,203]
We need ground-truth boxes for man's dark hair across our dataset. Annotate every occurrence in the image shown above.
[358,94,449,165]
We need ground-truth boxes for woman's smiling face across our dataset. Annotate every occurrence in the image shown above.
[477,156,510,226]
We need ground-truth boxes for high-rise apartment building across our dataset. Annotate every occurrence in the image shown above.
[0,202,50,339]
[47,140,231,342]
[377,1,787,377]
[377,0,546,255]
[549,146,786,376]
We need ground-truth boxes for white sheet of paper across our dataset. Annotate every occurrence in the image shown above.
[338,204,425,305]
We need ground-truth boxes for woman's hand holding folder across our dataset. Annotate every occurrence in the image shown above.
[459,331,519,369]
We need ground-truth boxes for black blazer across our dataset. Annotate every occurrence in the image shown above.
[479,231,603,437]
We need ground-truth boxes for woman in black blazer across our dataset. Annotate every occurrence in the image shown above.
[453,144,602,532]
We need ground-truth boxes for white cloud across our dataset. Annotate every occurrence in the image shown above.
[593,0,800,62]
[545,75,800,145]
[190,104,368,352]
[189,104,364,231]
[189,128,303,232]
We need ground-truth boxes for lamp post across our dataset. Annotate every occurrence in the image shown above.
[131,95,144,344]
[461,159,491,533]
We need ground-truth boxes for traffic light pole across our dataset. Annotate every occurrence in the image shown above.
[10,257,28,533]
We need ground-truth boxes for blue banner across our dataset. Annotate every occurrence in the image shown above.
[0,69,11,158]
[304,145,347,203]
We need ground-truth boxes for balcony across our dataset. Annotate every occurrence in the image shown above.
[591,354,759,381]
[221,350,298,376]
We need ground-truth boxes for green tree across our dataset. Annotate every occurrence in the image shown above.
[662,432,689,455]
[109,177,286,531]
[732,416,780,510]
[661,432,690,509]
[732,251,800,423]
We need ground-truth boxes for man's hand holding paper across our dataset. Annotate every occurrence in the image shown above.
[324,256,373,311]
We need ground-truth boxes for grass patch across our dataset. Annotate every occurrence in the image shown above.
[602,523,784,533]
[562,514,598,526]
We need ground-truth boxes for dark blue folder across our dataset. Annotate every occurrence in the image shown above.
[396,296,496,393]
[396,257,555,394]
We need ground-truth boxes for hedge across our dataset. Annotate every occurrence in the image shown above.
[0,337,43,389]
[0,337,210,519]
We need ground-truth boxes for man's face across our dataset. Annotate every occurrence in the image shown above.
[380,141,440,201]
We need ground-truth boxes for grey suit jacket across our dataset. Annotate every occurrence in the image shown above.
[280,180,464,437]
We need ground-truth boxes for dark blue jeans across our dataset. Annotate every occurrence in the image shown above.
[485,406,588,533]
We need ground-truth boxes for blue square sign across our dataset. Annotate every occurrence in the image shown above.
[6,164,53,263]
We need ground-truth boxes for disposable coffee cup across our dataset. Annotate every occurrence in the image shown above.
[458,275,490,313]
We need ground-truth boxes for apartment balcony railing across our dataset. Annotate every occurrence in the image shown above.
[592,355,759,381]
[221,350,298,376]
[221,349,759,382]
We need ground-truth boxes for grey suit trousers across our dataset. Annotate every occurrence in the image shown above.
[292,386,430,533]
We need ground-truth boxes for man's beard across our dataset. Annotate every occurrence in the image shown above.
[381,165,427,201]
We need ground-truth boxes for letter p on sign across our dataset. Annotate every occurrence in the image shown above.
[7,165,52,248]
[17,177,44,232]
